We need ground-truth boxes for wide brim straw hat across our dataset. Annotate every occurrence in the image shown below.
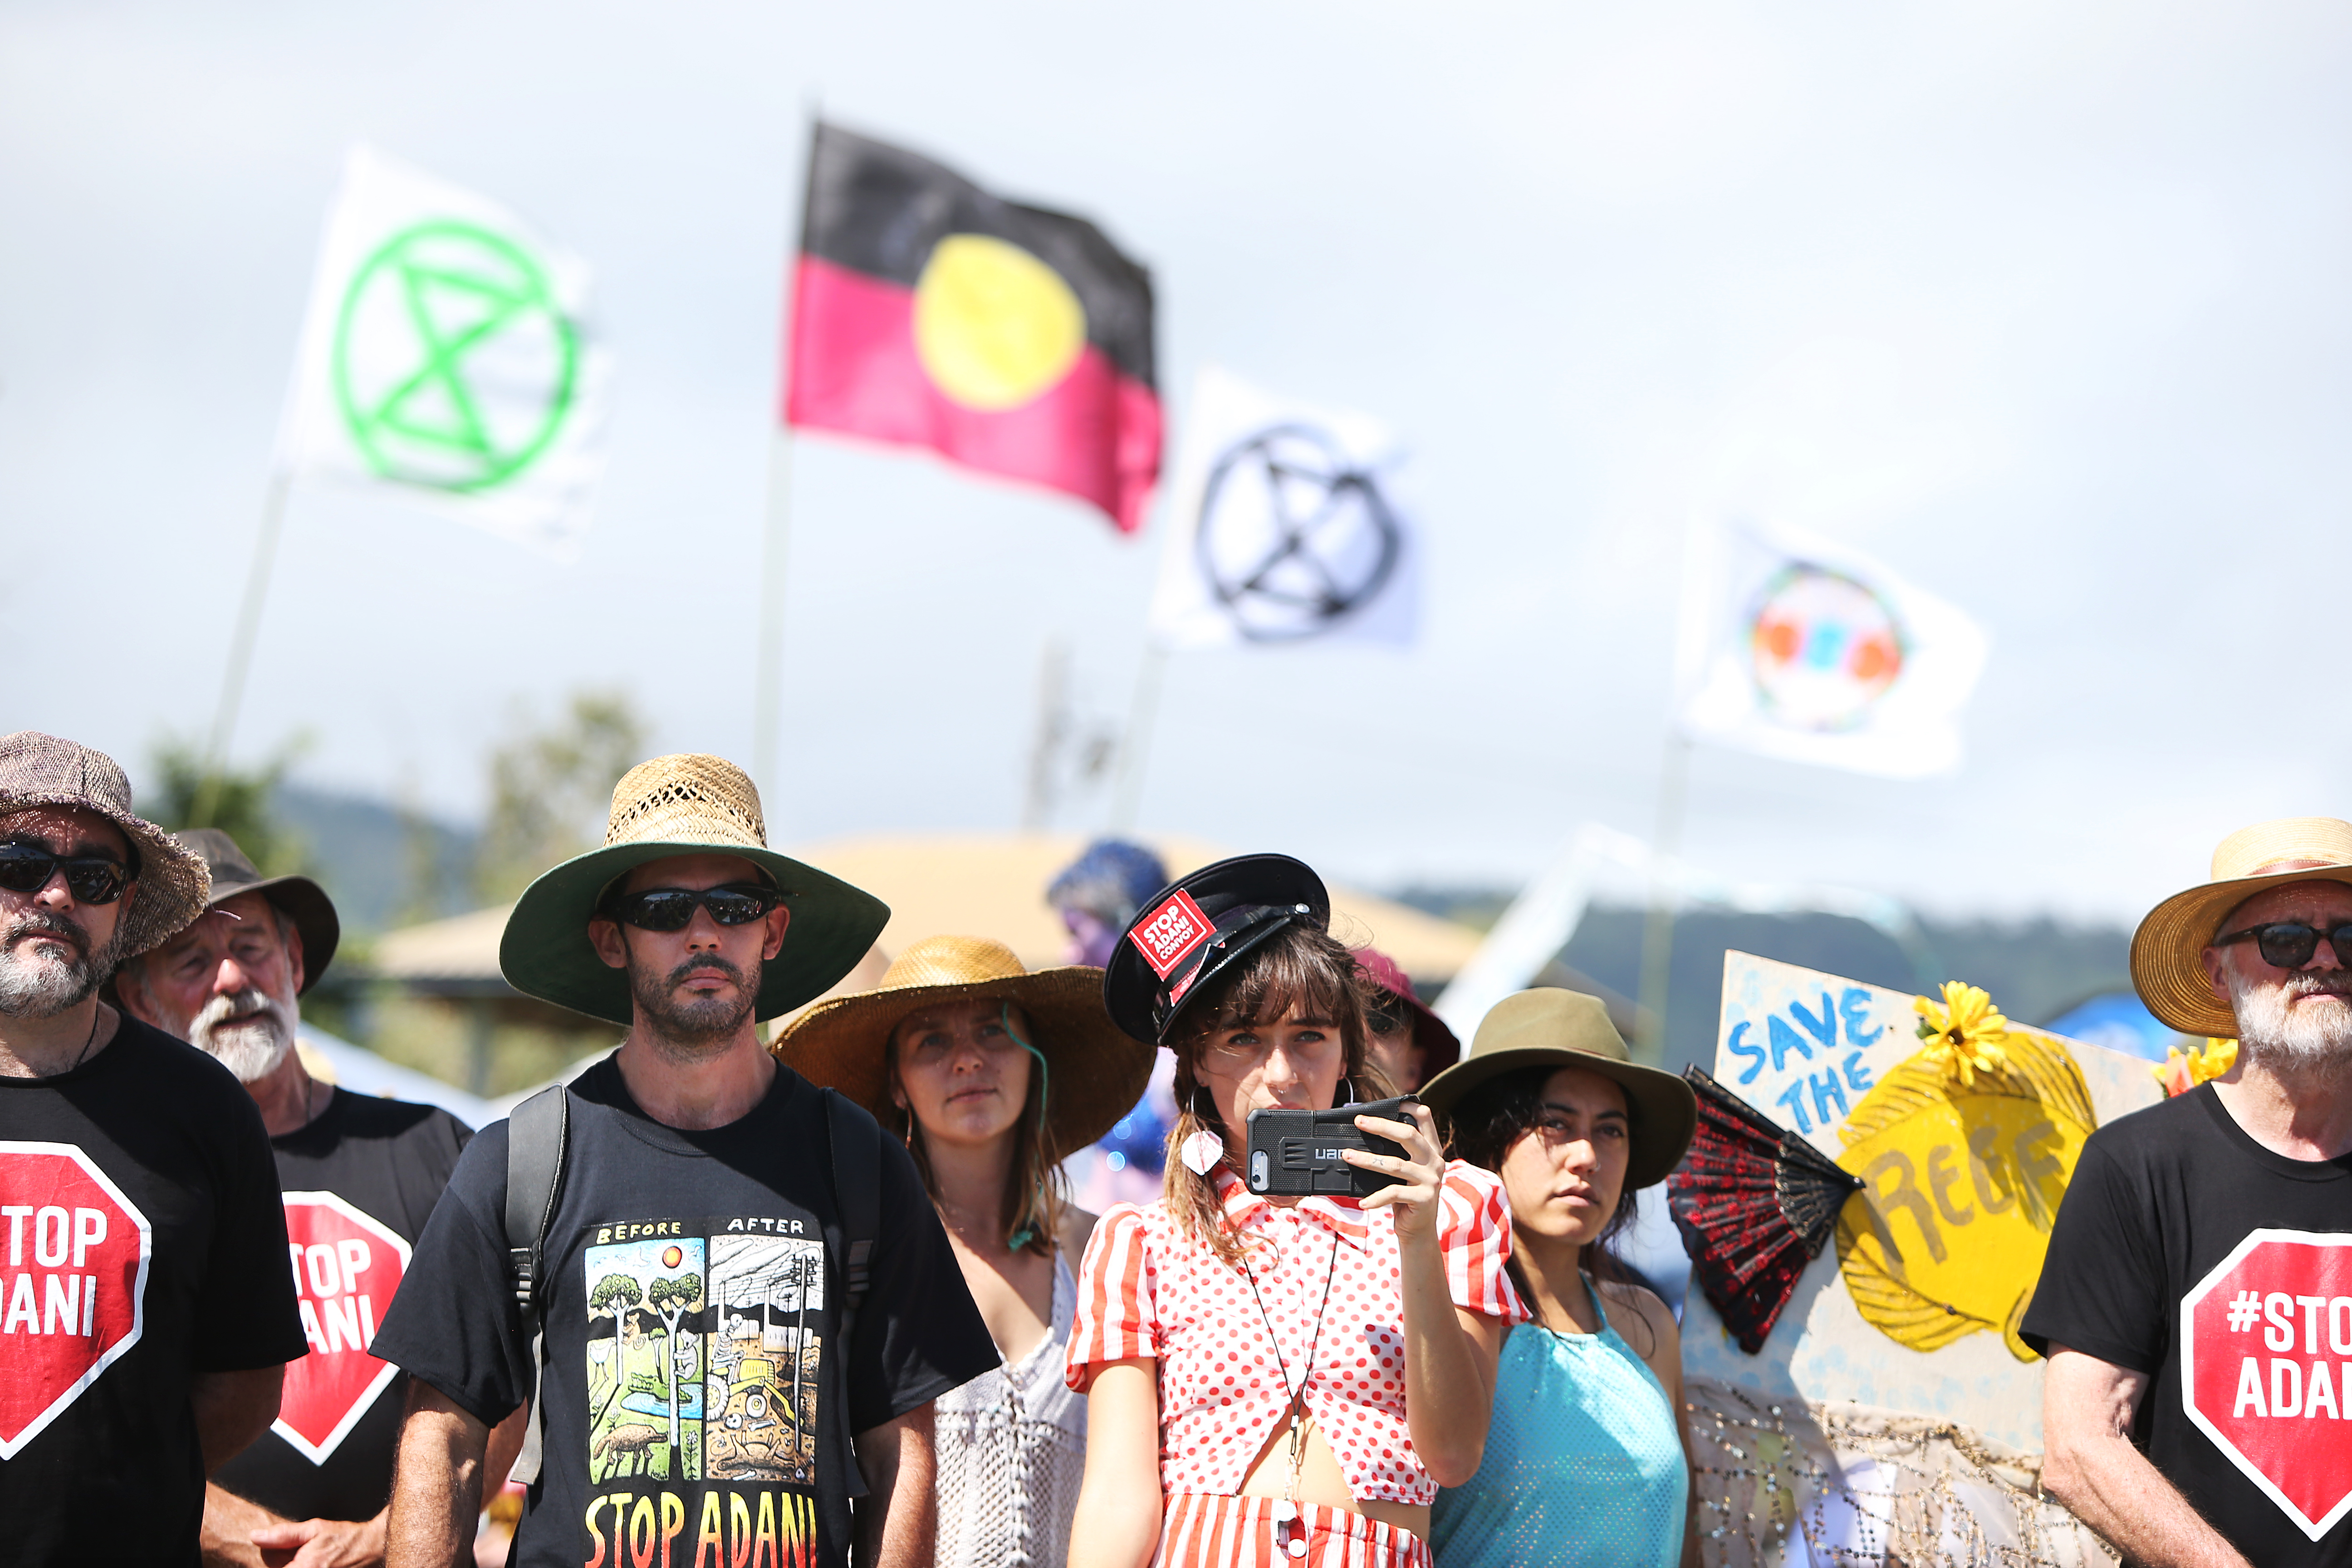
[173,828,340,993]
[1418,987,1698,1191]
[776,935,1153,1154]
[2132,817,2352,1038]
[500,754,889,1026]
[0,731,210,959]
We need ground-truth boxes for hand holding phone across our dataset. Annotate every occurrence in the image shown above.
[1244,1095,1422,1199]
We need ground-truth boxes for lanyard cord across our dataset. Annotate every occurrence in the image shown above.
[1238,1222,1342,1505]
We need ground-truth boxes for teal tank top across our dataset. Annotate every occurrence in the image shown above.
[1429,1294,1687,1568]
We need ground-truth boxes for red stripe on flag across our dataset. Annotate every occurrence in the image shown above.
[783,255,1161,534]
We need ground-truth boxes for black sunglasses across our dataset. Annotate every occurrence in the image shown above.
[601,884,783,932]
[2216,921,2352,970]
[0,844,130,905]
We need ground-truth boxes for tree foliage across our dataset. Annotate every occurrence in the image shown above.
[474,691,646,905]
[646,1274,703,1317]
[589,1273,643,1317]
[144,734,312,877]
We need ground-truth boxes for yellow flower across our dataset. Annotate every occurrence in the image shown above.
[1912,981,2010,1089]
[2152,1037,2238,1097]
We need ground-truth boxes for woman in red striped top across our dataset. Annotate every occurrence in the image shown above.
[1065,855,1527,1568]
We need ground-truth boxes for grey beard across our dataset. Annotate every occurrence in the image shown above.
[189,985,299,1083]
[0,912,125,1020]
[629,952,758,1056]
[2226,965,2352,1076]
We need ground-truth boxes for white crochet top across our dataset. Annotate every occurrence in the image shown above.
[934,1252,1087,1568]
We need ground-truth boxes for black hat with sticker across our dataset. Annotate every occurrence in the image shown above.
[1102,853,1330,1045]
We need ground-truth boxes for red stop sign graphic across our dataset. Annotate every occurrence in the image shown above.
[2183,1230,2352,1539]
[0,1142,152,1459]
[274,1191,411,1463]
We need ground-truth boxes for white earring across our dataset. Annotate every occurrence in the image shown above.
[1179,1127,1225,1175]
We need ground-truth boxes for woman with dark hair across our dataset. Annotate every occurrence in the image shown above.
[779,936,1154,1568]
[1416,989,1702,1568]
[1066,856,1526,1568]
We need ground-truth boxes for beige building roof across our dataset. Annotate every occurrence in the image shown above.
[368,833,1481,995]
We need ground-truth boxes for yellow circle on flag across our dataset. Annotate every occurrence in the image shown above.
[912,234,1087,411]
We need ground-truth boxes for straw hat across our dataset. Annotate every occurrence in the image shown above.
[0,731,210,959]
[500,755,889,1026]
[2131,817,2352,1038]
[776,935,1152,1154]
[1417,988,1698,1191]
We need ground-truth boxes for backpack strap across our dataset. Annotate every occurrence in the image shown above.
[502,1085,570,1486]
[821,1088,882,1497]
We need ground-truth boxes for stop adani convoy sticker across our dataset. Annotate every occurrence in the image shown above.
[2184,1230,2352,1539]
[0,1142,153,1458]
[275,1191,412,1463]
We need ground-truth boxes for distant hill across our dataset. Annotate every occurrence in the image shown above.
[274,785,478,935]
[1394,888,2134,1077]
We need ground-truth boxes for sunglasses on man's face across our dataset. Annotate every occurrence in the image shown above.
[0,844,129,905]
[2216,921,2352,971]
[602,884,783,932]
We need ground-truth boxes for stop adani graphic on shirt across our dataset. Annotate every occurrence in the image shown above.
[274,1191,411,1464]
[0,1143,152,1458]
[2183,1230,2352,1539]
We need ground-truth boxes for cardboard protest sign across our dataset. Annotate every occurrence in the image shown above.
[1681,950,2162,1451]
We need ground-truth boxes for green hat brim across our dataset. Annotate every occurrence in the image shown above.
[499,841,890,1026]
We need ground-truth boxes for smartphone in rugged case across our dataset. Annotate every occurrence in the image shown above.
[1244,1096,1420,1198]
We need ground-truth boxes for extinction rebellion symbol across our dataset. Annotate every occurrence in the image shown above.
[331,220,580,493]
[2181,1230,2352,1539]
[0,1142,152,1460]
[1197,426,1402,643]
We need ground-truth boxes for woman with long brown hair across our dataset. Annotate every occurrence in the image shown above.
[779,935,1153,1568]
[1065,856,1525,1568]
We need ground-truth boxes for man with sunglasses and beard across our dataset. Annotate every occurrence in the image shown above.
[114,828,525,1568]
[2026,818,2352,1568]
[374,755,995,1568]
[0,733,306,1566]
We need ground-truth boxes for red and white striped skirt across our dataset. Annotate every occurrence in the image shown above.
[1155,1494,1432,1568]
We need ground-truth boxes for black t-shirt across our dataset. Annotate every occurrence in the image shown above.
[373,1054,997,1568]
[212,1089,471,1524]
[2022,1085,2352,1564]
[0,1014,309,1567]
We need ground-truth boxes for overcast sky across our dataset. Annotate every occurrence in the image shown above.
[5,0,2349,926]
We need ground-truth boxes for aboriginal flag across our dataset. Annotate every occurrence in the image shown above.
[784,123,1161,534]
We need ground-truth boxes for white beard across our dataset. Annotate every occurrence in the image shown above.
[190,986,299,1083]
[2226,965,2352,1075]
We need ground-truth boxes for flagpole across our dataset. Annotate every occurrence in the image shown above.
[751,428,795,792]
[1107,641,1167,833]
[1634,732,1692,1067]
[195,469,294,828]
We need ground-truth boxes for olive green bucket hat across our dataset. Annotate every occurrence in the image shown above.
[499,754,889,1026]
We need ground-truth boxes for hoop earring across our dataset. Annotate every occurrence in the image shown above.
[1334,1076,1357,1108]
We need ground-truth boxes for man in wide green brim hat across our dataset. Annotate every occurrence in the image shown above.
[499,752,889,1029]
[377,755,1000,1568]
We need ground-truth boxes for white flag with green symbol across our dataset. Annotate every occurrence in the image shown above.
[277,145,608,557]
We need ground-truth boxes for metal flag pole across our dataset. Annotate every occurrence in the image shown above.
[1107,641,1168,833]
[1634,731,1693,1066]
[194,469,294,828]
[750,428,795,793]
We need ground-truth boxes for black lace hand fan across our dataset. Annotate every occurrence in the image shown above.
[1666,1066,1864,1353]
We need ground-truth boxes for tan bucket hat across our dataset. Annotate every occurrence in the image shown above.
[499,754,889,1025]
[776,935,1153,1155]
[2131,817,2352,1038]
[1418,987,1698,1191]
[0,731,209,959]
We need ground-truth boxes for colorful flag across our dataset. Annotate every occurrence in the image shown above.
[1676,519,1988,778]
[277,145,609,557]
[1147,366,1420,648]
[784,122,1160,534]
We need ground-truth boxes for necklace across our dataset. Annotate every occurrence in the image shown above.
[1238,1222,1342,1559]
[58,1006,101,1076]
